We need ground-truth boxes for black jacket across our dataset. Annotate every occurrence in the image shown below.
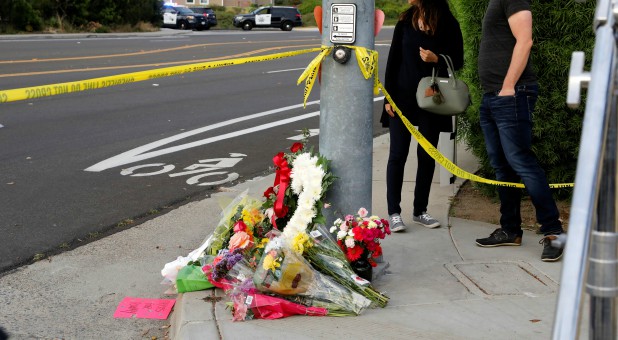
[381,7,464,132]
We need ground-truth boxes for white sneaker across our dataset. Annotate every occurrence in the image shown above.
[413,212,440,228]
[389,213,406,232]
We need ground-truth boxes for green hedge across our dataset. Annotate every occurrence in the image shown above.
[451,0,595,198]
[0,0,160,33]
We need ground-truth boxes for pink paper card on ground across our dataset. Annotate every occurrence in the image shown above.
[113,297,176,319]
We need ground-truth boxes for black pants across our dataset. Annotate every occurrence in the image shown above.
[386,114,441,217]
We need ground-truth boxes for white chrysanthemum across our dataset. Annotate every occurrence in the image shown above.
[300,207,316,222]
[334,218,343,226]
[337,230,347,240]
[265,236,283,253]
[368,221,377,229]
[290,170,302,194]
[307,185,322,199]
[330,226,337,233]
[298,193,314,208]
[282,152,325,242]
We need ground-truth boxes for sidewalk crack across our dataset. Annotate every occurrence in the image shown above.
[448,224,465,261]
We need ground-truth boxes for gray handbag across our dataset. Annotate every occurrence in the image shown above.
[416,54,470,116]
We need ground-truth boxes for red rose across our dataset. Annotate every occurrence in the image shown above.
[290,142,304,153]
[234,220,247,233]
[263,186,275,198]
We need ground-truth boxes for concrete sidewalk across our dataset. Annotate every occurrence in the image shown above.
[0,133,578,339]
[170,134,577,340]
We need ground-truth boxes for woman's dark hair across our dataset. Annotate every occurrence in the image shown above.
[400,0,450,36]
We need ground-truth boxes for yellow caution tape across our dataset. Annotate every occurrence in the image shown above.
[297,45,573,189]
[297,45,380,106]
[1,44,575,189]
[0,47,322,103]
[297,47,331,108]
[377,82,574,189]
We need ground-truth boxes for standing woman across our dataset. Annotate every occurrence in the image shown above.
[382,0,464,232]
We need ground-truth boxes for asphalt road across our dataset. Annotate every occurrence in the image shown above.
[0,28,393,274]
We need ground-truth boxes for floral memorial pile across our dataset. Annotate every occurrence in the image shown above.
[161,136,390,321]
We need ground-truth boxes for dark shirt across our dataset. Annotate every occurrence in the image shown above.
[478,0,537,93]
[381,6,464,131]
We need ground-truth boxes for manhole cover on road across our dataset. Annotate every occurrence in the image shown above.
[445,261,558,297]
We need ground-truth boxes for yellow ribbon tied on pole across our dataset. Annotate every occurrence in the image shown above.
[297,45,380,107]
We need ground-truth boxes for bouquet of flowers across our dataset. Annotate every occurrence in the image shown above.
[261,133,335,237]
[204,191,266,257]
[330,207,391,266]
[218,256,329,321]
[302,224,389,308]
[254,236,371,316]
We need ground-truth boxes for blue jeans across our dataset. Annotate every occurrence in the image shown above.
[480,84,563,235]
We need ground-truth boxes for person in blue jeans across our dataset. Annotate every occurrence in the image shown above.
[475,0,564,261]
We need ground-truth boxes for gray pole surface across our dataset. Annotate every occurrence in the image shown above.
[320,0,375,222]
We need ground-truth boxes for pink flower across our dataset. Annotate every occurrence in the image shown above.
[232,294,249,321]
[234,220,248,233]
[228,231,253,252]
[357,207,368,218]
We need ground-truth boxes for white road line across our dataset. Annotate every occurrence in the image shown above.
[85,96,385,172]
[267,68,307,74]
[85,105,318,172]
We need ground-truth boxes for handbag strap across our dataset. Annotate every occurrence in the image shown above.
[430,67,437,83]
[439,54,457,81]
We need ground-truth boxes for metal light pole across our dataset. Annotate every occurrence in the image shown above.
[319,0,375,222]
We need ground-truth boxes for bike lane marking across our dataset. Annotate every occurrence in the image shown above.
[85,96,385,173]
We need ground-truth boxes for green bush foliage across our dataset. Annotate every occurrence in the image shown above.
[451,0,595,198]
[9,0,43,32]
[0,0,161,33]
[295,0,407,25]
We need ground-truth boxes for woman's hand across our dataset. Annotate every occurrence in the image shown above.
[385,103,395,117]
[419,47,438,63]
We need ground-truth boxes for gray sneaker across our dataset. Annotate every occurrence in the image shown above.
[389,213,406,232]
[413,212,440,228]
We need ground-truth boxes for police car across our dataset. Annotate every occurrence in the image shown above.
[233,6,302,31]
[161,5,209,30]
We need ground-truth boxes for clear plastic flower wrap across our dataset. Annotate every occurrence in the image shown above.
[221,256,328,321]
[160,189,255,289]
[254,236,371,315]
[304,224,389,307]
[204,190,264,256]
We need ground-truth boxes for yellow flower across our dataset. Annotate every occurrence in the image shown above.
[256,238,269,249]
[292,233,312,254]
[242,207,264,227]
[262,254,281,271]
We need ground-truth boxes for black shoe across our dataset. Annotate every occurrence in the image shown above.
[476,228,522,247]
[540,234,563,262]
